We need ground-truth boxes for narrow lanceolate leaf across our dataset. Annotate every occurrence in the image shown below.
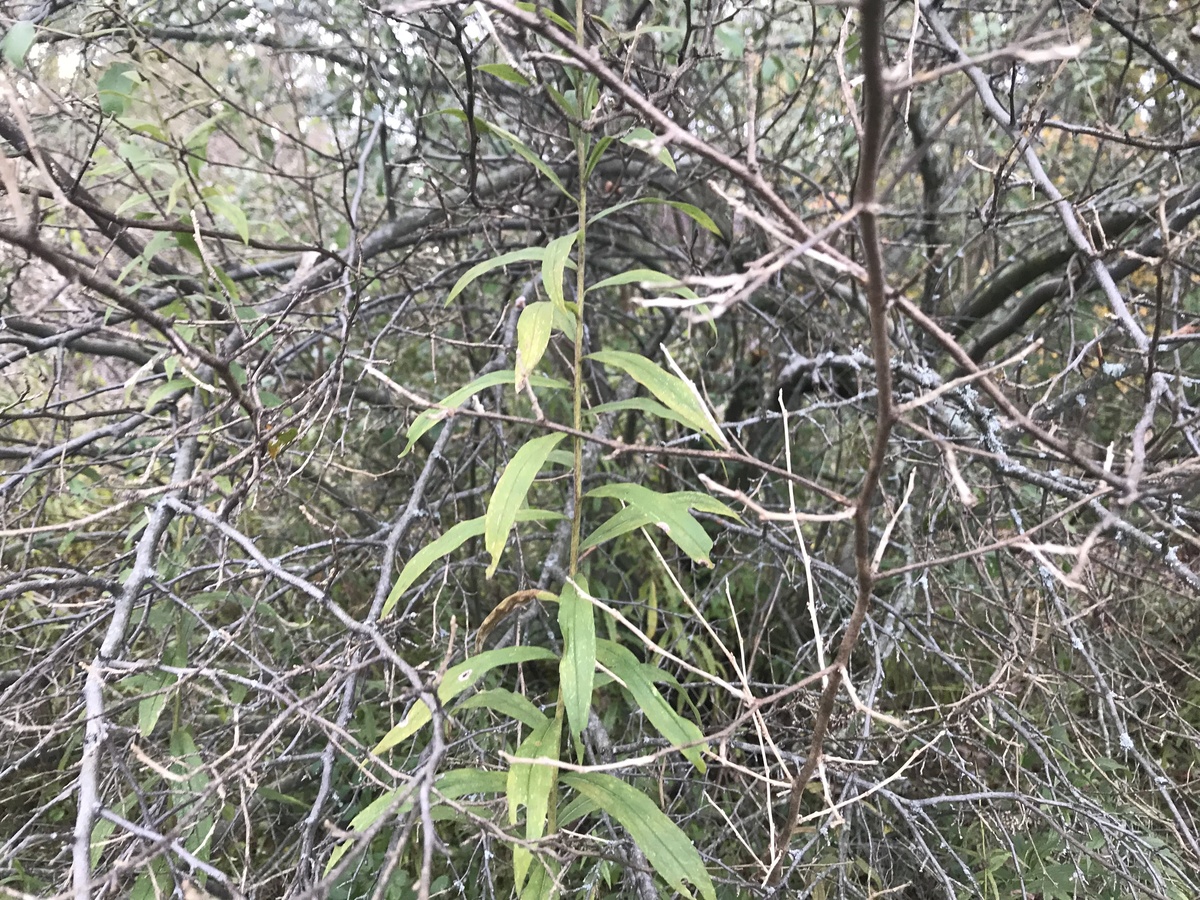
[587,268,698,298]
[508,713,561,893]
[561,772,716,900]
[595,639,707,771]
[662,344,730,448]
[485,433,567,578]
[476,63,531,86]
[480,120,572,199]
[382,510,563,618]
[622,127,676,172]
[587,349,725,445]
[325,769,508,874]
[446,246,545,306]
[584,483,740,566]
[403,370,569,456]
[541,232,578,313]
[371,646,558,754]
[515,302,555,392]
[558,578,595,746]
[587,397,704,431]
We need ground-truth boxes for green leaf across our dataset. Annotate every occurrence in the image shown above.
[541,232,578,313]
[136,671,176,738]
[515,302,555,391]
[477,63,532,86]
[3,21,36,68]
[402,369,569,456]
[205,195,250,243]
[446,246,545,306]
[588,268,697,298]
[587,397,703,431]
[485,433,567,578]
[98,63,138,117]
[456,688,547,730]
[583,484,739,565]
[586,349,724,445]
[562,772,716,900]
[622,127,675,172]
[658,200,723,237]
[508,714,561,892]
[558,578,595,746]
[372,646,558,753]
[325,769,508,874]
[596,639,706,770]
[145,378,192,411]
[382,509,563,617]
[585,135,615,178]
[479,120,572,199]
[580,504,656,552]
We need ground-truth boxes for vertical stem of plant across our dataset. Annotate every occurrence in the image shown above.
[568,1,589,578]
[768,0,895,883]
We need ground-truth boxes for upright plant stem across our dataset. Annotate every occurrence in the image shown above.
[568,0,588,578]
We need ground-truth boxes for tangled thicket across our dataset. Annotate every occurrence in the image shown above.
[2,1,1200,899]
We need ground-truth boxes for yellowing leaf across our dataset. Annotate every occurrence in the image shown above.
[515,302,555,391]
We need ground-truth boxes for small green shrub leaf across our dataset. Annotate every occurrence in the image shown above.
[372,646,558,754]
[508,714,561,892]
[558,578,595,745]
[485,433,567,578]
[457,688,547,730]
[402,370,569,456]
[541,232,578,312]
[622,127,675,172]
[587,268,698,298]
[515,301,555,391]
[562,772,716,900]
[3,21,36,68]
[596,639,707,770]
[584,484,739,566]
[587,349,723,444]
[477,63,531,86]
[326,769,508,873]
[383,509,563,617]
[447,246,545,306]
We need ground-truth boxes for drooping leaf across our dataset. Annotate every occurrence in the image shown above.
[558,578,595,746]
[587,349,723,444]
[372,646,558,753]
[97,63,138,117]
[3,21,36,68]
[622,127,676,172]
[561,772,716,900]
[583,483,739,566]
[205,195,250,243]
[446,246,546,306]
[580,504,656,552]
[325,769,508,873]
[541,232,578,312]
[587,268,698,298]
[456,688,547,730]
[382,509,563,617]
[402,370,569,456]
[587,397,704,431]
[515,301,555,391]
[508,713,561,892]
[479,120,572,199]
[485,433,567,578]
[595,639,707,770]
[477,63,531,86]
